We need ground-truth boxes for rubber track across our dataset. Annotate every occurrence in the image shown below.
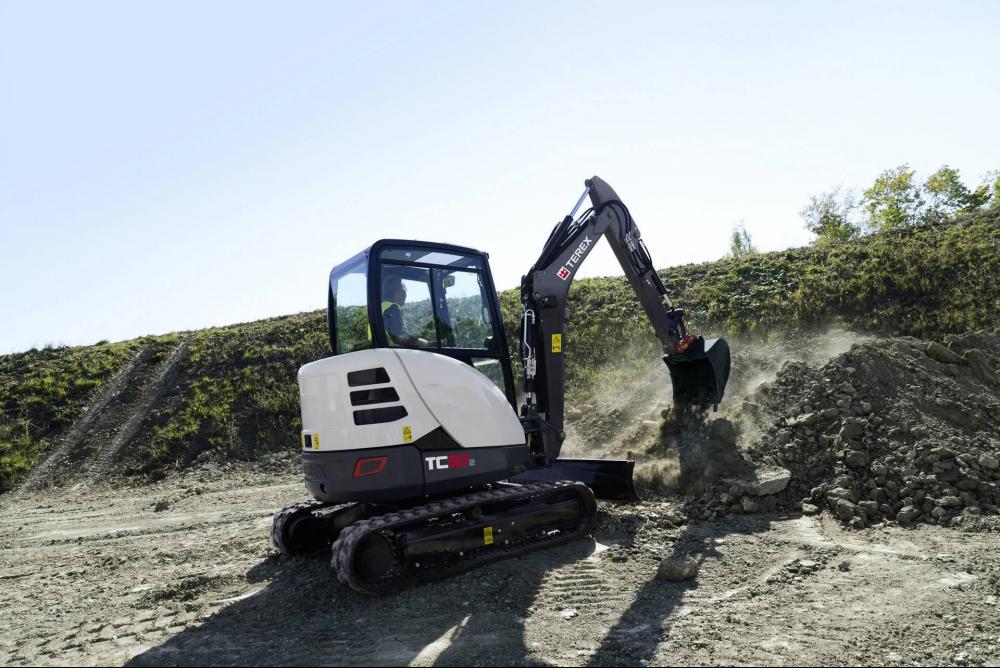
[270,499,334,555]
[331,480,597,595]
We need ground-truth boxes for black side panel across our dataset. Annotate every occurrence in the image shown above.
[303,446,424,504]
[422,445,532,496]
[303,441,534,504]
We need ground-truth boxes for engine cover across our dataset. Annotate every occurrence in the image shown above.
[298,348,525,452]
[297,349,530,503]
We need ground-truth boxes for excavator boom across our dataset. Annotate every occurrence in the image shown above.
[516,176,731,485]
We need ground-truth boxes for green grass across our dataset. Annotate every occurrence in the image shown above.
[0,340,144,489]
[1,208,998,489]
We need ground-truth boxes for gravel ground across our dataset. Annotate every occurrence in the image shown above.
[2,467,999,667]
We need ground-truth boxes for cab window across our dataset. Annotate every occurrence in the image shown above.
[379,266,437,347]
[330,255,369,354]
[435,269,494,351]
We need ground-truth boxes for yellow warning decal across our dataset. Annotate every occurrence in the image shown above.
[403,425,413,443]
[313,433,320,449]
[483,526,494,545]
[301,433,306,449]
[552,333,562,353]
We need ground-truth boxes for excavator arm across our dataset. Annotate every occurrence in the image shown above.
[518,176,731,468]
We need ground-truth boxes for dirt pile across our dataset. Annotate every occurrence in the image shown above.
[742,332,1000,529]
[563,328,870,500]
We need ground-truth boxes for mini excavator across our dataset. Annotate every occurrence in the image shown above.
[272,176,731,594]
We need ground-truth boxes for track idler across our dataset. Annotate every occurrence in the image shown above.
[665,336,731,409]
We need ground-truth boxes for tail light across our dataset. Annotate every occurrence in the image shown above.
[353,456,389,478]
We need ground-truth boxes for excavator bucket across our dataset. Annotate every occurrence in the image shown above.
[665,336,732,409]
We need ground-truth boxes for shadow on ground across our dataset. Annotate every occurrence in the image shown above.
[587,513,779,666]
[126,538,598,666]
[128,435,779,666]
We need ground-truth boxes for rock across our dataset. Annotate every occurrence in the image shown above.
[798,559,818,571]
[153,499,170,512]
[741,496,759,513]
[980,454,999,471]
[896,505,920,525]
[858,500,878,518]
[939,495,962,508]
[839,420,865,441]
[801,503,820,515]
[926,341,961,365]
[722,467,791,497]
[559,608,578,620]
[788,412,818,427]
[827,487,857,503]
[657,556,699,582]
[845,450,867,468]
[835,499,857,521]
[964,349,997,385]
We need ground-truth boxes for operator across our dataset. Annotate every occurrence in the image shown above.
[381,274,430,347]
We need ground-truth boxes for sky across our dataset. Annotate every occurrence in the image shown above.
[1,1,999,353]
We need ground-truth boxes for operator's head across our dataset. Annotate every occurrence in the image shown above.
[382,273,406,305]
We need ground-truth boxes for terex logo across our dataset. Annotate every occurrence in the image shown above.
[557,236,593,281]
[425,453,476,471]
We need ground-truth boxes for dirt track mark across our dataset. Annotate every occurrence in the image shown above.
[16,345,155,493]
[80,340,189,486]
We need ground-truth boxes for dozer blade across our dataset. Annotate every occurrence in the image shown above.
[665,336,731,409]
[512,458,638,501]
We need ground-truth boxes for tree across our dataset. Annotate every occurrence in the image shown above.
[801,187,862,243]
[728,223,756,258]
[923,165,979,221]
[975,170,1000,210]
[862,165,924,231]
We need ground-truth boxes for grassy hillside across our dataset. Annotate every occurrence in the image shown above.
[2,208,998,490]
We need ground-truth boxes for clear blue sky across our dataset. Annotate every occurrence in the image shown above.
[2,1,998,353]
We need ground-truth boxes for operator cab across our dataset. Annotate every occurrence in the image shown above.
[327,239,516,408]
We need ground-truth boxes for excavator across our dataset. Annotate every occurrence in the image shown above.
[272,176,731,594]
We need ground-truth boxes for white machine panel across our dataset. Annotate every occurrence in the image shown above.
[298,348,524,452]
[298,349,439,452]
[395,349,525,448]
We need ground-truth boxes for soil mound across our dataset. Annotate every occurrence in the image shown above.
[743,332,1000,529]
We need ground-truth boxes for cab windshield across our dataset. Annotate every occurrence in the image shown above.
[378,246,495,352]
